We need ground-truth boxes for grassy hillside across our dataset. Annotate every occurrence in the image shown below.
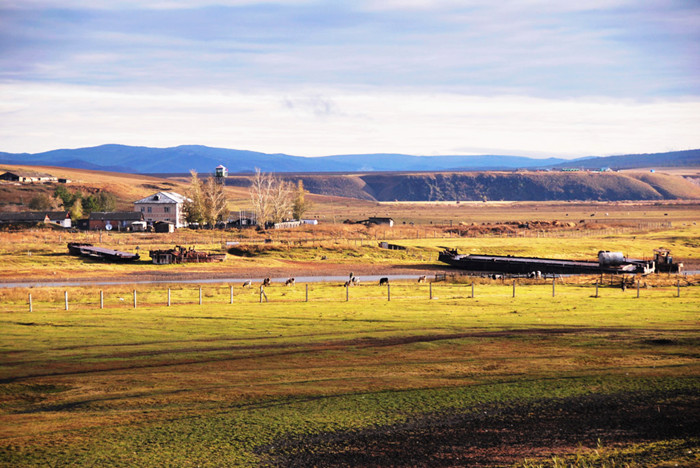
[0,165,253,212]
[231,170,700,202]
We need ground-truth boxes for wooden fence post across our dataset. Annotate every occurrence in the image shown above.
[429,282,432,300]
[65,291,68,311]
[346,284,349,302]
[512,280,516,298]
[471,282,474,298]
[100,290,104,309]
[552,278,556,297]
[636,280,640,298]
[387,283,391,301]
[199,287,202,305]
[168,288,171,306]
[306,284,309,302]
[133,289,137,308]
[677,279,680,298]
[28,293,32,312]
[595,281,599,298]
[230,285,234,304]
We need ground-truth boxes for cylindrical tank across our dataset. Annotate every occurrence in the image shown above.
[598,250,625,266]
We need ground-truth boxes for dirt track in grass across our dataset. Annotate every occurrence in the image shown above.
[260,389,700,467]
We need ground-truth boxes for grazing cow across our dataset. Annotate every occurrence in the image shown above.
[262,277,271,287]
[351,276,360,286]
[417,275,426,283]
[379,277,389,285]
[242,280,252,288]
[285,277,295,286]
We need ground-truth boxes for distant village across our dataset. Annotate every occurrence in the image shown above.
[0,167,398,232]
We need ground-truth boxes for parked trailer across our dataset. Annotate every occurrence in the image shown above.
[149,245,226,264]
[438,248,655,276]
[67,243,140,262]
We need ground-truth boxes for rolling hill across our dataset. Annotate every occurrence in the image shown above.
[9,144,700,174]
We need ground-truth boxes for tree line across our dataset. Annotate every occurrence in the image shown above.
[28,186,116,219]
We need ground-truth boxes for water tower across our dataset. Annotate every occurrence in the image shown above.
[215,165,228,185]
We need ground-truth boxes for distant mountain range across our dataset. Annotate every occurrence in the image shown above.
[0,145,698,174]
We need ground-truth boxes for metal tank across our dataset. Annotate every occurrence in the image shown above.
[598,250,625,266]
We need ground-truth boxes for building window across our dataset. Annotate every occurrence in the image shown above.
[140,207,144,212]
[147,207,152,213]
[164,206,170,213]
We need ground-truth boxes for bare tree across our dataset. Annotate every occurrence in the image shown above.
[249,169,293,227]
[202,176,228,226]
[184,170,204,225]
[185,170,228,227]
[249,169,274,226]
[270,178,293,224]
[292,179,311,220]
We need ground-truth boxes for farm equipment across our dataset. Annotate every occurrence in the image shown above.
[654,248,683,273]
[67,243,140,262]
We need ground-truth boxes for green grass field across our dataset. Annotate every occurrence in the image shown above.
[1,281,698,466]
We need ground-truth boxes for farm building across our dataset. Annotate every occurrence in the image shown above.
[0,170,58,183]
[368,217,394,227]
[133,192,189,228]
[88,211,145,231]
[0,211,71,228]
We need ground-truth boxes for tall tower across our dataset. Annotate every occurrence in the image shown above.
[215,165,228,185]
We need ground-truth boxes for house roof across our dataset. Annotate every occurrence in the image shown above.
[1,170,55,178]
[134,191,188,204]
[0,211,69,222]
[89,211,145,221]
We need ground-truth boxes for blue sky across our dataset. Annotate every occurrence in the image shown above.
[1,0,698,157]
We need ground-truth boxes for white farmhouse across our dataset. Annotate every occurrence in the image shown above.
[133,192,189,228]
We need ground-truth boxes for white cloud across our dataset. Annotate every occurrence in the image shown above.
[1,83,698,157]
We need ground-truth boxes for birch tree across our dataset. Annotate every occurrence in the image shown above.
[185,170,228,226]
[249,169,293,227]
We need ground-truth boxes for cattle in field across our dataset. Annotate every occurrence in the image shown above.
[262,277,271,287]
[242,280,252,288]
[379,277,389,285]
[285,277,295,286]
[417,275,426,283]
[351,276,360,285]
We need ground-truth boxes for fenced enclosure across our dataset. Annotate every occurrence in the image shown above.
[5,277,695,313]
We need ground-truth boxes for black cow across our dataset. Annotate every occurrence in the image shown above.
[379,277,389,285]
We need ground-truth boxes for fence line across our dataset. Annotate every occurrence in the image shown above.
[16,279,693,312]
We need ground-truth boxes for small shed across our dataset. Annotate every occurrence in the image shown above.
[368,217,394,227]
[154,221,175,233]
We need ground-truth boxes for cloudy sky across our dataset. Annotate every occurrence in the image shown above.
[1,0,698,157]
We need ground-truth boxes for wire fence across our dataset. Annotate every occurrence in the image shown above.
[12,278,693,313]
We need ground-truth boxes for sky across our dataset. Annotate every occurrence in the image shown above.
[1,0,699,158]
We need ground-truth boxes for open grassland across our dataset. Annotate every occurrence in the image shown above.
[1,223,699,283]
[309,199,700,225]
[0,282,698,466]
